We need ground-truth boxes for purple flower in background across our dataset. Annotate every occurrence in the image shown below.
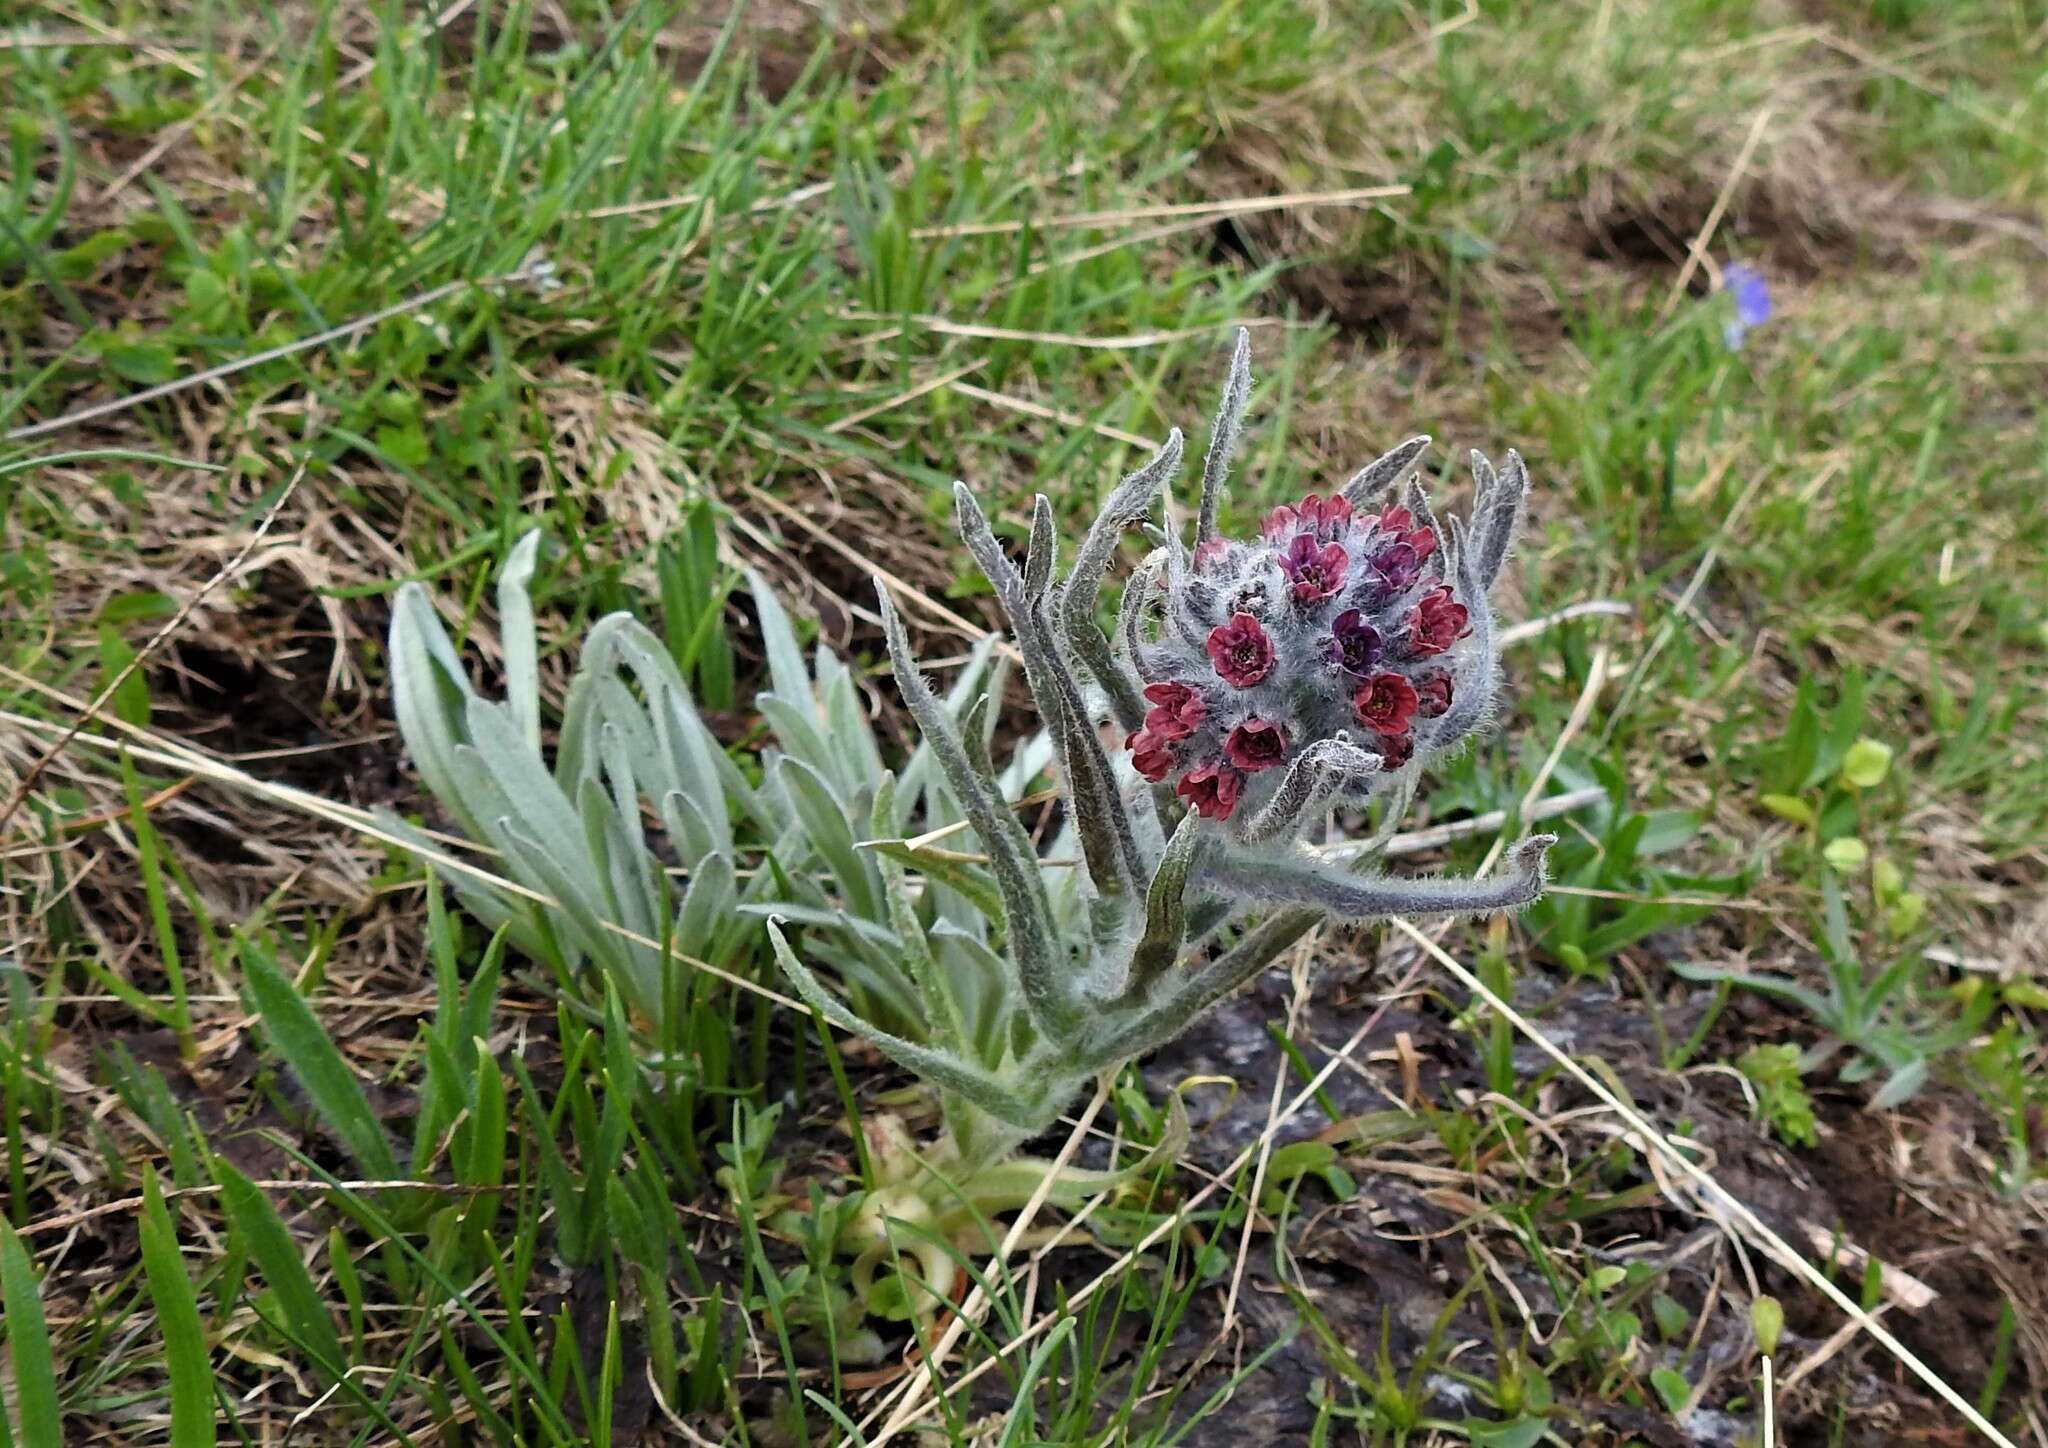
[1721,262,1772,350]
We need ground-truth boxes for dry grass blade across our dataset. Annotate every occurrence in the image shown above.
[908,184,1409,238]
[1659,104,1774,316]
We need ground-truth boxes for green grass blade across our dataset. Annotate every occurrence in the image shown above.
[137,1170,217,1448]
[0,1219,61,1448]
[209,1157,347,1371]
[238,936,402,1179]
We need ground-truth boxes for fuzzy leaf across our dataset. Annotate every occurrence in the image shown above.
[1196,329,1252,544]
[1339,434,1431,508]
[1204,835,1555,921]
[775,755,883,924]
[1123,812,1203,998]
[1061,432,1185,730]
[874,587,1066,1031]
[496,532,544,754]
[766,923,1041,1127]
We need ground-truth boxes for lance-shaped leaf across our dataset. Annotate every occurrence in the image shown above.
[1235,737,1382,846]
[1023,492,1059,602]
[875,587,1072,1037]
[817,644,890,802]
[1033,645,1145,900]
[673,850,736,961]
[560,615,734,857]
[388,583,487,836]
[1400,476,1446,573]
[767,923,1044,1129]
[744,566,816,706]
[1057,431,1184,731]
[1114,549,1169,680]
[578,773,662,1007]
[1202,835,1556,920]
[896,634,1002,825]
[776,755,884,925]
[954,484,1145,901]
[497,531,544,755]
[870,777,971,1059]
[1428,517,1496,750]
[859,840,1006,929]
[495,816,641,996]
[1120,812,1204,1000]
[1340,434,1432,508]
[1195,329,1251,545]
[463,696,589,869]
[928,919,1016,1061]
[1470,448,1530,593]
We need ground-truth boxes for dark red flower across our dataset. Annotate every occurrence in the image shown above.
[1407,586,1469,658]
[1368,541,1423,594]
[1260,501,1301,540]
[1328,609,1382,677]
[1373,503,1435,559]
[1414,671,1452,719]
[1176,764,1243,820]
[1377,732,1415,770]
[1126,728,1175,782]
[1298,493,1354,538]
[1352,672,1419,736]
[1263,492,1353,541]
[1141,681,1206,740]
[1278,533,1349,602]
[1206,612,1275,687]
[1192,537,1229,572]
[1224,717,1289,772]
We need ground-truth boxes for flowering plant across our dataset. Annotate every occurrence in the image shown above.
[770,331,1554,1176]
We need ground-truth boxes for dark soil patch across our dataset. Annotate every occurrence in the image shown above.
[657,0,887,102]
[1574,177,1902,284]
[1088,940,2036,1445]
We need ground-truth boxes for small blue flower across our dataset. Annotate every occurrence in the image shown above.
[1720,262,1772,350]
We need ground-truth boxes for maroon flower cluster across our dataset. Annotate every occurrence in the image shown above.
[1127,492,1473,822]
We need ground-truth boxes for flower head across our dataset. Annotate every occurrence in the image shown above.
[1328,609,1382,677]
[1352,672,1419,736]
[1406,586,1469,658]
[1176,764,1242,820]
[1277,533,1349,603]
[1206,612,1276,687]
[1141,680,1205,740]
[1224,717,1289,772]
[1095,345,1528,847]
